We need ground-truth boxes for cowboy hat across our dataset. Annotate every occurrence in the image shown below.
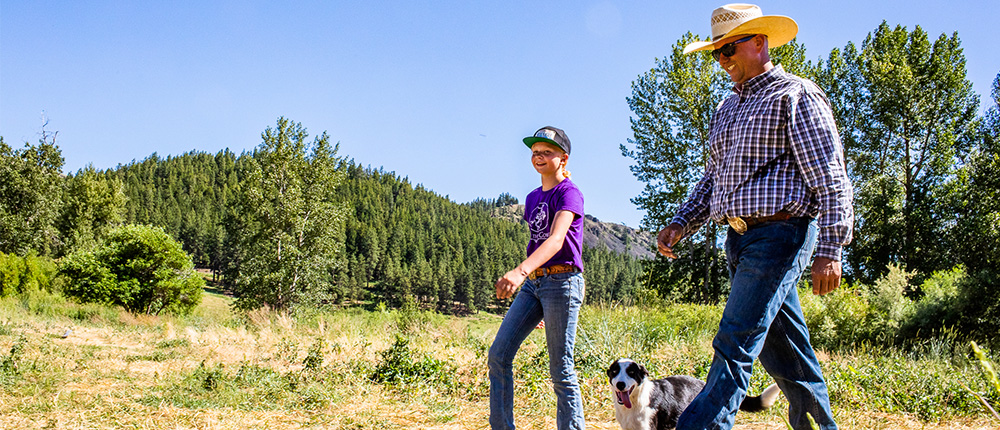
[683,4,798,54]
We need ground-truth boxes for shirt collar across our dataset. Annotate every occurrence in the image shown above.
[733,64,785,96]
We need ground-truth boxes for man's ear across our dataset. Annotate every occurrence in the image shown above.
[756,34,769,51]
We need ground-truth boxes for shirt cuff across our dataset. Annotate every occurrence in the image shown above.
[815,241,843,261]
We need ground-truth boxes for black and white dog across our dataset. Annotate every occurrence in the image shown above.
[607,358,781,430]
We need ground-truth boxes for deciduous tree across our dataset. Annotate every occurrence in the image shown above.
[834,23,980,283]
[225,118,347,312]
[0,135,64,255]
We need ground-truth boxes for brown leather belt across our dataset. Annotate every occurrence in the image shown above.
[528,264,579,280]
[727,210,792,234]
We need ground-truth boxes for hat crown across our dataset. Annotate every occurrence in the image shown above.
[681,3,798,55]
[523,126,571,155]
[710,4,763,42]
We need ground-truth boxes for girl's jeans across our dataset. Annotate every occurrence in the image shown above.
[676,217,838,430]
[488,272,586,430]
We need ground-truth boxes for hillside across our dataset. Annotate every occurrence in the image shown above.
[491,204,654,260]
[102,152,648,312]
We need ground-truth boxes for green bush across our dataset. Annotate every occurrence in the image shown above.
[958,269,1000,344]
[59,224,203,315]
[801,283,877,351]
[370,334,455,390]
[801,264,914,350]
[902,266,965,339]
[803,264,978,351]
[0,252,56,297]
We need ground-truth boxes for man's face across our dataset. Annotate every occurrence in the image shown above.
[714,34,762,86]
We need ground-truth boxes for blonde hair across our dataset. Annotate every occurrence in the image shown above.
[561,156,572,179]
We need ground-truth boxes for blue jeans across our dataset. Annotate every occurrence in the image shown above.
[488,272,586,430]
[676,217,838,430]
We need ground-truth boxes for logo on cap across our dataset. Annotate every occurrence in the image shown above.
[534,129,557,140]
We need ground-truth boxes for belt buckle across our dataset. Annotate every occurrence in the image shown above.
[727,216,747,234]
[528,267,545,280]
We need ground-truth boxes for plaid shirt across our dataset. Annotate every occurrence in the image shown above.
[672,65,854,261]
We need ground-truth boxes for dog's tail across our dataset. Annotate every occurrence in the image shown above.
[739,384,781,412]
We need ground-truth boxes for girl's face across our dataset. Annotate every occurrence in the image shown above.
[530,141,567,176]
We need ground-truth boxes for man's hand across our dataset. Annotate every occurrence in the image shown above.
[811,257,842,296]
[657,223,684,259]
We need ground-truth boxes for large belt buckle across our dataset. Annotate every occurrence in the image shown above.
[727,216,747,235]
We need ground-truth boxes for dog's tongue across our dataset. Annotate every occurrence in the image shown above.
[616,389,633,409]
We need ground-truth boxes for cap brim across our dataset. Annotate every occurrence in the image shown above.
[682,15,798,55]
[523,137,567,153]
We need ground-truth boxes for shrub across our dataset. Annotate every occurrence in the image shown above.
[803,265,977,351]
[901,266,965,339]
[869,264,915,339]
[801,283,877,351]
[0,252,56,297]
[59,224,203,315]
[370,334,455,390]
[958,269,1000,344]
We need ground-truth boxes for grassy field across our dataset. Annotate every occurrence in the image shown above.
[1,288,998,429]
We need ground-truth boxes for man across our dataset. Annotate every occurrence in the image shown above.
[656,4,853,430]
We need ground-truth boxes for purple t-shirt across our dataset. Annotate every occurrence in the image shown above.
[523,178,585,271]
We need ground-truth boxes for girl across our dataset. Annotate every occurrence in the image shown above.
[488,126,586,430]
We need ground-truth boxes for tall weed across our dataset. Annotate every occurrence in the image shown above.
[967,341,1000,421]
[0,335,27,385]
[0,252,56,297]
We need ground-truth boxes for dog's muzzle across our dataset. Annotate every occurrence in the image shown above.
[614,387,634,409]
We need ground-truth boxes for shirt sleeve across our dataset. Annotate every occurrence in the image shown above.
[557,183,585,219]
[787,84,855,260]
[671,160,715,238]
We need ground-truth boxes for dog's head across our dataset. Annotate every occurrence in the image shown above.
[607,358,647,409]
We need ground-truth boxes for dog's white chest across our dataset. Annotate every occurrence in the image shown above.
[614,404,654,430]
[613,382,654,430]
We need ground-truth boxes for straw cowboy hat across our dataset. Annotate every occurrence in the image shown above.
[683,4,798,54]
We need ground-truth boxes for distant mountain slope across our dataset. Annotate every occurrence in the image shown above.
[491,205,654,260]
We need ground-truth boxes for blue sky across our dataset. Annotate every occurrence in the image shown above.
[2,1,996,228]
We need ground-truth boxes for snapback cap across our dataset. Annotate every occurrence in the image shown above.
[522,126,571,155]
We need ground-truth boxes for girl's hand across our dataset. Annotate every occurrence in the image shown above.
[495,268,527,299]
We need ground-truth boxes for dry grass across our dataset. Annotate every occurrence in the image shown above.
[0,292,997,429]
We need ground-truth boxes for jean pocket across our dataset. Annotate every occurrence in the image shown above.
[540,273,584,303]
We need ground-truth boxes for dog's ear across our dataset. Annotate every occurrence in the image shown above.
[625,361,647,381]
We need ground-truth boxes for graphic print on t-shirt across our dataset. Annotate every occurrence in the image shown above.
[528,201,550,243]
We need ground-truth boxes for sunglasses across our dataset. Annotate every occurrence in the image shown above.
[711,35,756,61]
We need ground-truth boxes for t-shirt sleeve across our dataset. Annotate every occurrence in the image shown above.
[557,185,585,219]
[523,189,538,223]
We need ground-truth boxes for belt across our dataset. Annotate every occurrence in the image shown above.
[528,264,579,280]
[726,211,792,234]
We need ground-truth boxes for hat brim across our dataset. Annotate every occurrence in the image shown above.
[682,15,798,54]
[523,137,567,153]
